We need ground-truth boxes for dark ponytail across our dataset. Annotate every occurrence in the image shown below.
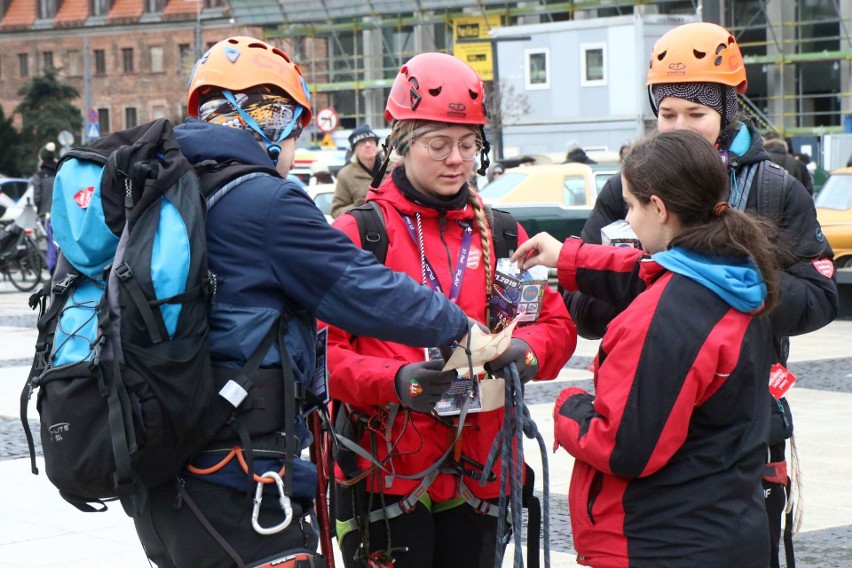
[622,129,780,314]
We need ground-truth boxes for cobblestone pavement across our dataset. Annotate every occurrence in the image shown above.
[1,288,850,566]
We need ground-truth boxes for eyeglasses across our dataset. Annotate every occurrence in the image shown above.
[414,137,484,161]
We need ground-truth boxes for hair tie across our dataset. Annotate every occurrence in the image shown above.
[713,202,731,217]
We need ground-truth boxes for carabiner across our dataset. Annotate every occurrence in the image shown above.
[251,470,294,535]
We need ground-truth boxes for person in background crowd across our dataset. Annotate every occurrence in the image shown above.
[324,51,576,568]
[563,141,597,165]
[514,129,779,567]
[764,132,813,196]
[485,162,505,184]
[131,36,484,568]
[332,124,383,218]
[31,142,58,274]
[563,22,838,568]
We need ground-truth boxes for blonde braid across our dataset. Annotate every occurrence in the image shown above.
[467,188,492,295]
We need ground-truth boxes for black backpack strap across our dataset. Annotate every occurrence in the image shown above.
[756,160,788,222]
[348,201,387,264]
[486,205,519,259]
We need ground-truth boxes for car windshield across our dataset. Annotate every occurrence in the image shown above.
[815,173,852,211]
[313,192,334,216]
[594,171,617,194]
[479,172,527,201]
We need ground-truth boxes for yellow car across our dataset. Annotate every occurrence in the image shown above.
[815,167,852,268]
[478,163,619,241]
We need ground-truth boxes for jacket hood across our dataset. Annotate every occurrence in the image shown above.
[652,247,766,313]
[174,118,277,168]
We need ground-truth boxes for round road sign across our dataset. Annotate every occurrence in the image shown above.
[316,107,339,133]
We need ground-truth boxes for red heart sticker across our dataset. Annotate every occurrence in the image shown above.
[74,186,94,209]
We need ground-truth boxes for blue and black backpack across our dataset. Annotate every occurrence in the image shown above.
[20,118,281,517]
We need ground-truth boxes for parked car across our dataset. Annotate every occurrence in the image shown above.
[306,184,335,223]
[478,163,619,242]
[815,166,852,268]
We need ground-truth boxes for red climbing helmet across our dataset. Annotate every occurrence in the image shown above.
[384,52,487,125]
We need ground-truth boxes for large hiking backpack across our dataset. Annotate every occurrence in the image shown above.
[20,118,279,517]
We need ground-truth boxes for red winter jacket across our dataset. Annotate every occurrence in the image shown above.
[325,173,576,503]
[554,239,772,567]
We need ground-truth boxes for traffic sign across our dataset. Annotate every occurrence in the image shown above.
[58,130,74,147]
[316,107,339,133]
[87,123,100,140]
[87,108,98,123]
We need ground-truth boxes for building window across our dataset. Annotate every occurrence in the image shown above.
[66,50,81,77]
[144,0,166,13]
[18,53,29,78]
[98,108,111,135]
[179,43,193,77]
[90,0,111,16]
[38,0,57,19]
[42,51,54,71]
[125,107,138,128]
[580,43,607,87]
[524,48,550,90]
[94,49,106,75]
[150,46,164,73]
[122,48,134,73]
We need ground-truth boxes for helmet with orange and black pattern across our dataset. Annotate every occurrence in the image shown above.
[187,36,312,163]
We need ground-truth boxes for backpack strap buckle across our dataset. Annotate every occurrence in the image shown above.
[52,273,79,295]
[114,262,133,281]
[252,470,294,535]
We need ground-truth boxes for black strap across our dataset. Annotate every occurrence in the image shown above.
[178,478,247,568]
[349,201,387,263]
[486,206,519,259]
[277,317,298,497]
[756,161,788,222]
[349,201,520,264]
[522,462,541,568]
[783,475,796,568]
[114,262,164,344]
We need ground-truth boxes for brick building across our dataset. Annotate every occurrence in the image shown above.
[0,0,329,143]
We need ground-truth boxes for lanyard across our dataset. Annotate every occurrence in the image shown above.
[402,214,473,303]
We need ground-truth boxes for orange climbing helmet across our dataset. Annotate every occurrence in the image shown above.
[646,22,748,93]
[187,36,312,126]
[385,52,487,125]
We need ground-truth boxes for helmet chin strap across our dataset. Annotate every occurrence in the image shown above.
[221,89,304,165]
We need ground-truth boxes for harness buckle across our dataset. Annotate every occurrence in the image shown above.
[251,470,294,535]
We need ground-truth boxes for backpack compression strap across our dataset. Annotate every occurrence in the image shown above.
[756,160,788,222]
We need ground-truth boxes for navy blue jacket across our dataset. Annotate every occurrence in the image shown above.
[174,120,468,494]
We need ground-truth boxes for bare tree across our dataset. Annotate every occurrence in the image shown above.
[485,80,531,159]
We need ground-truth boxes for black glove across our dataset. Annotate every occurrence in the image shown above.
[485,338,539,383]
[394,360,458,413]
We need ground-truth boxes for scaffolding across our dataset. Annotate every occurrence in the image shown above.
[225,0,852,135]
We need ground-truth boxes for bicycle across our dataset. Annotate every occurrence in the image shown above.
[0,215,44,292]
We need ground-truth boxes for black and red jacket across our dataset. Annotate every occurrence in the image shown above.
[554,239,773,567]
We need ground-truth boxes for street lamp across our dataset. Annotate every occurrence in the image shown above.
[184,0,203,60]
